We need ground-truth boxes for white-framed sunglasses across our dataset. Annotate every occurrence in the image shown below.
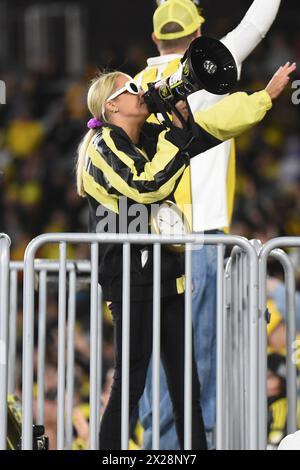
[107,80,140,102]
[102,80,141,119]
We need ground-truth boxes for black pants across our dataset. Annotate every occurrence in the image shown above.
[99,294,207,450]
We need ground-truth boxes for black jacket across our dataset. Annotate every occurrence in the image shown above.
[83,121,221,301]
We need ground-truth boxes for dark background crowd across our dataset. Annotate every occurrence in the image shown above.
[1,0,299,449]
[0,0,299,258]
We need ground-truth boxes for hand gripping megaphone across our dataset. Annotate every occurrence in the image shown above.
[144,36,238,115]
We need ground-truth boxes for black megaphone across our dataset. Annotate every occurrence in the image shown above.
[144,36,238,114]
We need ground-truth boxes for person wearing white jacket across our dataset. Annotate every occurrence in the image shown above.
[136,0,282,449]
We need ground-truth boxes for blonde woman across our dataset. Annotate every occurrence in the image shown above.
[77,63,295,450]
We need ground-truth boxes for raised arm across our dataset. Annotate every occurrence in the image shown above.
[191,62,296,142]
[193,90,271,141]
[222,0,281,67]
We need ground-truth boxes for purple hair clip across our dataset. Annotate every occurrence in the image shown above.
[87,118,103,130]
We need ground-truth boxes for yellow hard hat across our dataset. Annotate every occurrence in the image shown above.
[153,0,205,40]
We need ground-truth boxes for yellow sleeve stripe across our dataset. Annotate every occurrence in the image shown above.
[102,127,180,182]
[82,169,119,213]
[87,142,186,204]
[193,90,272,142]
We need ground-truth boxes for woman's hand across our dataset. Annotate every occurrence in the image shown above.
[265,62,296,100]
[171,100,189,128]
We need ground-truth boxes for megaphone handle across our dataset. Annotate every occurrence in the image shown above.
[167,100,189,130]
[184,91,200,139]
[147,85,188,131]
[147,85,174,129]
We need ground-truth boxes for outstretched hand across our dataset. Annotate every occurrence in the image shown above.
[265,62,297,100]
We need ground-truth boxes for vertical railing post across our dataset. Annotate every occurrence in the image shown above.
[0,234,10,450]
[22,243,37,449]
[223,257,232,450]
[121,242,131,450]
[258,252,269,450]
[37,270,47,425]
[238,253,246,449]
[258,237,300,449]
[57,242,67,449]
[8,269,18,395]
[269,249,297,434]
[247,244,259,450]
[65,266,77,449]
[184,243,193,450]
[90,243,99,449]
[216,244,225,450]
[152,243,161,450]
[96,286,103,438]
[231,252,239,449]
[242,252,250,449]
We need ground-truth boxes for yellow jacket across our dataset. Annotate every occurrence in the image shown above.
[136,61,270,230]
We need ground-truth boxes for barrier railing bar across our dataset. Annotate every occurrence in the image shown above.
[57,242,67,449]
[269,249,297,434]
[184,244,193,450]
[37,270,47,425]
[232,252,239,449]
[259,237,300,450]
[10,260,91,273]
[22,240,35,448]
[121,242,131,450]
[223,256,232,450]
[242,252,250,449]
[152,243,161,450]
[0,234,10,450]
[89,242,99,450]
[8,269,18,395]
[238,253,246,449]
[247,245,259,450]
[227,246,246,449]
[226,242,260,450]
[216,243,225,450]
[65,266,76,449]
[96,286,103,439]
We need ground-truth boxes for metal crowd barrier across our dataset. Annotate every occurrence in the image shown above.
[218,246,251,450]
[258,237,300,450]
[7,259,95,450]
[19,233,260,450]
[0,233,298,450]
[220,238,300,450]
[0,234,11,450]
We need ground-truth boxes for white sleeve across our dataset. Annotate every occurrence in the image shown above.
[221,0,281,67]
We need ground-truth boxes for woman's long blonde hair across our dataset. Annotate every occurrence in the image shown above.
[76,71,121,196]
